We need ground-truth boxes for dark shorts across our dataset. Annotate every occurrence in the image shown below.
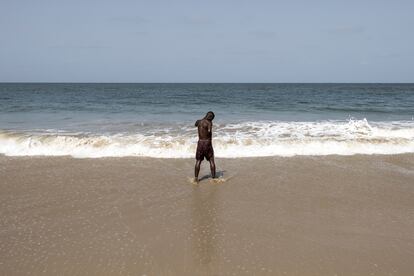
[196,140,214,161]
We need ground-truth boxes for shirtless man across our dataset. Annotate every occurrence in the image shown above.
[194,111,216,182]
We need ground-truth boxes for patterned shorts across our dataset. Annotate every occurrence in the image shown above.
[196,140,214,161]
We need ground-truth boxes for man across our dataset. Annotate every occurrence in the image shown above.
[194,111,216,183]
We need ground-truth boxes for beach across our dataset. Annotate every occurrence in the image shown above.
[1,84,413,275]
[2,0,414,274]
[1,154,414,275]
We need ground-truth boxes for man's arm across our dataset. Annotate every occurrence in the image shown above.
[195,120,200,127]
[208,121,212,133]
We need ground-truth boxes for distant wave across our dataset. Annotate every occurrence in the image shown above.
[1,119,413,158]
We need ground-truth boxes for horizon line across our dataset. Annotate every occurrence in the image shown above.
[1,82,414,84]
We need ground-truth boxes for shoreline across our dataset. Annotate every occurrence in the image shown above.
[1,154,414,275]
[2,151,414,159]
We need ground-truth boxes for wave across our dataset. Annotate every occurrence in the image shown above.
[0,119,413,158]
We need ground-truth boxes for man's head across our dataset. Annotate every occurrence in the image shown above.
[205,111,215,121]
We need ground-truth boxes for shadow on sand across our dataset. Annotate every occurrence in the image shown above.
[198,170,226,182]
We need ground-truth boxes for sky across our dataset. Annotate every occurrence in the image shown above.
[0,0,413,83]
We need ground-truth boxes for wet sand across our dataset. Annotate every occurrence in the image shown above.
[1,154,414,275]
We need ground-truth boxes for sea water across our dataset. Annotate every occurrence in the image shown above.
[0,83,413,158]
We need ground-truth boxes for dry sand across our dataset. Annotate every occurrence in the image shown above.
[1,154,414,275]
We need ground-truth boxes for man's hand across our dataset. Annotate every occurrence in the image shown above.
[195,120,200,127]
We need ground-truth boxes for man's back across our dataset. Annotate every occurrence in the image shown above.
[196,119,212,140]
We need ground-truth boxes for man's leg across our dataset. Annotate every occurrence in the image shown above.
[209,157,216,179]
[194,160,202,181]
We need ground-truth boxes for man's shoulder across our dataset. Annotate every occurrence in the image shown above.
[201,119,212,126]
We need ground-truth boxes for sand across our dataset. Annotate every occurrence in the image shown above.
[1,154,414,275]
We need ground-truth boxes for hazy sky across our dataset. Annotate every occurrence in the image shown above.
[1,0,413,82]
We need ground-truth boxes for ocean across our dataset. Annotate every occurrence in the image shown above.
[0,83,413,158]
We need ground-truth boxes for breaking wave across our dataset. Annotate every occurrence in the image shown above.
[0,119,413,158]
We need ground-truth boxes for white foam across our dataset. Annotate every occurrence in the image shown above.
[0,119,413,158]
